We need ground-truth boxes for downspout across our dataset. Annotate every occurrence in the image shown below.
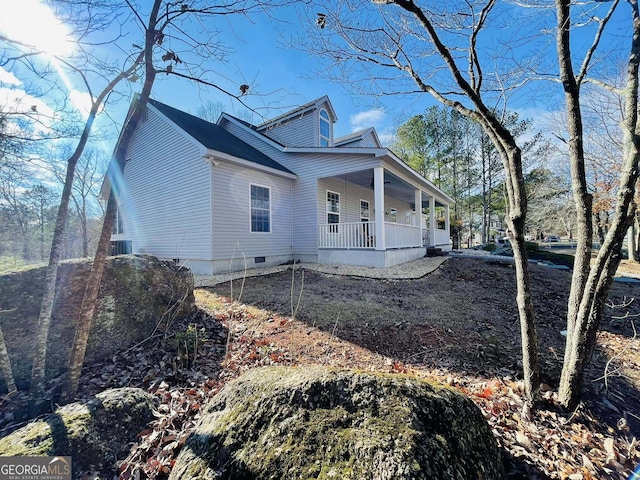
[291,180,295,262]
[204,153,218,272]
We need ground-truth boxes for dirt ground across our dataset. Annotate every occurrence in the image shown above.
[1,256,638,479]
[207,257,639,391]
[201,257,640,479]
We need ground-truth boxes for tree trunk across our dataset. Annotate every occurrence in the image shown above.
[60,0,161,402]
[557,0,639,408]
[630,216,639,262]
[28,53,146,415]
[0,324,16,394]
[500,146,541,403]
[635,216,640,262]
[29,113,99,416]
[559,201,636,407]
[81,203,88,258]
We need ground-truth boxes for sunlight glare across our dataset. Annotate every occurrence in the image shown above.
[107,161,143,247]
[69,89,98,119]
[0,0,74,57]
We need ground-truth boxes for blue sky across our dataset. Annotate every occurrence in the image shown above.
[0,0,633,156]
[145,3,408,143]
[0,0,434,152]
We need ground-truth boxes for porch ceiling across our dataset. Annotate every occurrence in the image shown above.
[339,169,447,208]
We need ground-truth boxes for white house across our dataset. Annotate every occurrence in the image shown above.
[106,95,454,275]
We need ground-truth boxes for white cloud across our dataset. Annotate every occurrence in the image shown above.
[350,109,386,132]
[0,67,21,86]
[0,86,56,137]
[0,86,54,118]
[69,89,97,119]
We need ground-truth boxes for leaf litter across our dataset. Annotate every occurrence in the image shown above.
[0,257,638,479]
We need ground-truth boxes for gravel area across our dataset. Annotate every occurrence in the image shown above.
[194,256,450,287]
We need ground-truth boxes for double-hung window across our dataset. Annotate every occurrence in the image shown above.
[250,185,271,233]
[360,200,370,221]
[319,109,330,147]
[327,191,340,233]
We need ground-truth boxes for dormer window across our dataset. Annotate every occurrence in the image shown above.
[319,109,330,147]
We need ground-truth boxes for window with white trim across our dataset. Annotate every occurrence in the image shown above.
[360,200,370,221]
[360,200,371,247]
[112,203,124,235]
[320,109,330,147]
[327,190,340,233]
[250,185,271,233]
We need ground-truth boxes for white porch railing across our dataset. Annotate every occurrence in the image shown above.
[433,229,450,246]
[421,228,450,246]
[385,222,422,248]
[318,222,376,249]
[318,222,424,249]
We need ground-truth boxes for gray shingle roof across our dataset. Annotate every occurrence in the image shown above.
[148,99,294,175]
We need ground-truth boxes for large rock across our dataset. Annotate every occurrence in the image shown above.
[0,254,194,392]
[0,387,154,472]
[171,367,505,480]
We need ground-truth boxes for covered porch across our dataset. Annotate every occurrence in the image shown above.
[316,165,452,268]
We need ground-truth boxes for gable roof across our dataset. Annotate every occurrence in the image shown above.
[335,127,382,147]
[148,99,294,175]
[257,95,337,131]
[218,105,454,206]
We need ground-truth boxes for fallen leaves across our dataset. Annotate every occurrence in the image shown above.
[2,279,637,480]
[109,291,640,479]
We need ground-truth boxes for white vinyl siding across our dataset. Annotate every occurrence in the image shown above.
[121,107,212,260]
[212,162,292,260]
[317,177,413,227]
[259,111,316,147]
[221,118,379,257]
[362,130,380,147]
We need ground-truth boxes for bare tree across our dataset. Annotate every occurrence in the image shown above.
[8,0,296,413]
[28,53,146,415]
[195,100,226,123]
[525,167,573,239]
[299,0,542,402]
[49,145,107,257]
[555,0,640,408]
[301,0,639,408]
[59,0,297,404]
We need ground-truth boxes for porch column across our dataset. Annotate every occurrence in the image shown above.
[374,166,386,250]
[414,189,422,227]
[445,204,450,242]
[429,196,436,246]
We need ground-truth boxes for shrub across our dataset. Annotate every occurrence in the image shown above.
[481,243,497,252]
[524,241,539,253]
[529,250,574,268]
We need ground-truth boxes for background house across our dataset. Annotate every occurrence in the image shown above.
[106,96,454,275]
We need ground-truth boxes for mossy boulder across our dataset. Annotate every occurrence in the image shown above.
[0,387,154,472]
[170,366,504,480]
[0,254,194,392]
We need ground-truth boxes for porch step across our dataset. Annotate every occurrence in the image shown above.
[426,247,445,257]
